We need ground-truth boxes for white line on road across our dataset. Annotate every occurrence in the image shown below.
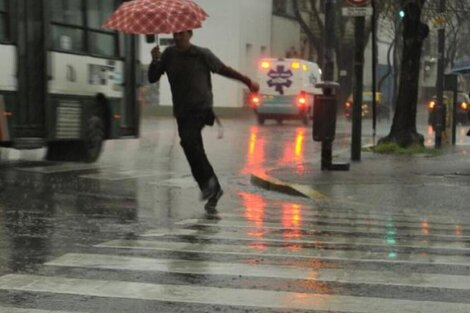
[16,163,108,174]
[0,307,88,313]
[217,211,470,231]
[95,239,470,267]
[46,253,470,291]
[175,219,470,239]
[80,169,171,181]
[142,228,470,251]
[2,274,470,313]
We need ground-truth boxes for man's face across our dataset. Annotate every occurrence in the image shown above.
[173,31,192,50]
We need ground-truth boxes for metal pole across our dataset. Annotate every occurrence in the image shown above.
[371,0,377,145]
[324,0,335,82]
[351,16,365,161]
[434,0,446,148]
[322,0,335,169]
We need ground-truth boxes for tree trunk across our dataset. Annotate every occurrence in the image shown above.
[379,0,428,147]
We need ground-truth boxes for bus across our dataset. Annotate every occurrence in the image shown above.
[0,0,140,162]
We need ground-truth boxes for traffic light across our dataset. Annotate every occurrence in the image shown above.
[399,9,405,19]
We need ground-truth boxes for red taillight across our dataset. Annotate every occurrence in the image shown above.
[250,94,261,107]
[297,93,307,107]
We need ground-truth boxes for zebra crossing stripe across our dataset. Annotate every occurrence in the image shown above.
[228,206,470,226]
[141,228,470,251]
[175,219,469,238]
[17,163,106,174]
[217,212,470,232]
[0,307,88,313]
[80,169,169,181]
[46,253,470,290]
[95,239,470,267]
[2,274,470,312]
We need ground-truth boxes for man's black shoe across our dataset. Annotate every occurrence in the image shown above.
[201,176,218,200]
[204,187,223,215]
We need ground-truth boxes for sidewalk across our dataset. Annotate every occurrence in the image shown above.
[251,145,470,217]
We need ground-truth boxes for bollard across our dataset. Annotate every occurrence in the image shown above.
[313,82,350,171]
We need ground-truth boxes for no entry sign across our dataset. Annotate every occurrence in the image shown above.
[344,0,369,6]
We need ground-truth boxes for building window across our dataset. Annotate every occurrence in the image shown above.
[0,0,9,42]
[51,0,119,58]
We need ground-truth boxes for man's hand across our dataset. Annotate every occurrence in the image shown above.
[249,81,260,93]
[151,45,161,63]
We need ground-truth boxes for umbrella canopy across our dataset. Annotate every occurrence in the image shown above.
[102,0,209,34]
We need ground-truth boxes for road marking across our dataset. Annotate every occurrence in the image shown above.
[142,228,470,251]
[216,212,470,233]
[80,169,170,181]
[228,205,470,226]
[175,219,470,239]
[0,307,88,313]
[2,274,470,312]
[148,176,197,188]
[95,239,470,267]
[17,163,107,174]
[46,253,470,291]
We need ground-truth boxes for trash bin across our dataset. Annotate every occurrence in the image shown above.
[313,94,337,142]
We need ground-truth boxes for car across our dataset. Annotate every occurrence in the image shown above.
[251,58,322,125]
[344,91,390,121]
[250,93,313,125]
[427,92,470,126]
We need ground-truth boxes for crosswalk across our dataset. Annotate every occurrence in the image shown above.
[2,199,470,312]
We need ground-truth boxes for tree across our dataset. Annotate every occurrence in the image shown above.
[292,0,372,108]
[379,0,429,147]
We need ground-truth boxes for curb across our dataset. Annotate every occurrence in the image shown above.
[250,171,330,202]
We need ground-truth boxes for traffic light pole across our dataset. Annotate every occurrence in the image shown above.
[434,0,446,148]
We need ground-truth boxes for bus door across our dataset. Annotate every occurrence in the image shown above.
[15,0,48,141]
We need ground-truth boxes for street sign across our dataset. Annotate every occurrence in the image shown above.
[342,6,373,16]
[344,0,370,6]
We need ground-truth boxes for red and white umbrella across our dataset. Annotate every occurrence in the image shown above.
[102,0,209,34]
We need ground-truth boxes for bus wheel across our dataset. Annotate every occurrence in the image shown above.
[77,116,105,163]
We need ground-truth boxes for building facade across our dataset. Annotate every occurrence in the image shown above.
[140,0,272,111]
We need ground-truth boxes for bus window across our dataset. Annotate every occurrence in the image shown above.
[51,0,85,52]
[86,0,115,29]
[0,0,8,42]
[87,0,118,58]
[89,32,116,57]
[51,0,84,26]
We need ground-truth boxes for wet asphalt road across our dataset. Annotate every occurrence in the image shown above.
[1,111,470,312]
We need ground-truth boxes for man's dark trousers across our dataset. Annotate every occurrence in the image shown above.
[176,112,216,191]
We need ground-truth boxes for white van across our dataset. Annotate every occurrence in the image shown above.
[249,58,322,125]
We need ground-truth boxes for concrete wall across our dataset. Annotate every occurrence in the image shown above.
[141,0,272,109]
[270,16,301,59]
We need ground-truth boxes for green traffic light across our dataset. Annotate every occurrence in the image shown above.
[399,10,405,18]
